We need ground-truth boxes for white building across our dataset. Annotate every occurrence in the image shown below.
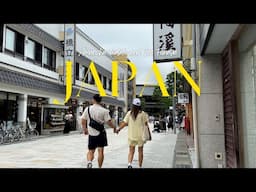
[0,24,126,135]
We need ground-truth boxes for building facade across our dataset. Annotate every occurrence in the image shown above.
[0,24,126,135]
[197,24,256,168]
[112,54,136,113]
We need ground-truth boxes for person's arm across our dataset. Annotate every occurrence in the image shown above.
[107,119,116,133]
[81,108,88,135]
[116,111,130,134]
[116,121,128,133]
[104,110,116,133]
[81,118,88,135]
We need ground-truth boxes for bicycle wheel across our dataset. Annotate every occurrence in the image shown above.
[32,130,39,137]
[0,135,3,144]
[8,134,14,143]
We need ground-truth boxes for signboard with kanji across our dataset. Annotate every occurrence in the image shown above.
[153,24,182,62]
[178,93,189,104]
[64,24,76,85]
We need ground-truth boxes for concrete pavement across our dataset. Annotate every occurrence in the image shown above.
[0,123,177,168]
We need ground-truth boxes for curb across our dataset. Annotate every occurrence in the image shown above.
[173,131,193,168]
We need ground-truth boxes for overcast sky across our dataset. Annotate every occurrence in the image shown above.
[77,24,174,84]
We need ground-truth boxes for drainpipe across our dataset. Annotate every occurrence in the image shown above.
[191,24,200,168]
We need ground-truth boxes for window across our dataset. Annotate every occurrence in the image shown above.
[5,28,25,56]
[5,28,15,51]
[79,65,85,81]
[43,47,56,71]
[99,74,102,82]
[89,72,95,85]
[35,42,42,63]
[26,40,43,63]
[108,79,112,91]
[75,62,79,80]
[76,63,89,82]
[0,24,4,51]
[15,32,24,55]
[0,92,18,123]
[84,67,88,83]
[26,39,35,60]
[103,76,107,89]
[119,73,124,97]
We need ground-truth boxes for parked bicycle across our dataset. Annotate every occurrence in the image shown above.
[0,119,39,145]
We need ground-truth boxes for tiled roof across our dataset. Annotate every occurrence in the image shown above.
[0,67,125,107]
[0,67,65,94]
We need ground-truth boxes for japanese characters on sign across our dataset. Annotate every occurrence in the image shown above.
[64,24,76,85]
[178,93,189,104]
[153,24,182,62]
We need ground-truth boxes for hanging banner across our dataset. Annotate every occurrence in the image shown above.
[64,24,76,85]
[153,24,182,62]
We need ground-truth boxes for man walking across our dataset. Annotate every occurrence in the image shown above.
[81,94,116,168]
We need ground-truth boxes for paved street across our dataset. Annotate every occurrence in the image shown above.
[0,123,177,168]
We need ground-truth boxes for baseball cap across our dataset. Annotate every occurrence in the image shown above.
[132,98,141,106]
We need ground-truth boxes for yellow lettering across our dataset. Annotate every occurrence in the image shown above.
[152,62,170,97]
[64,61,72,103]
[112,61,137,97]
[174,61,200,96]
[89,61,106,96]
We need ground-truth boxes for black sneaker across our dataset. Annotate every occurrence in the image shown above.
[128,165,132,168]
[87,162,92,168]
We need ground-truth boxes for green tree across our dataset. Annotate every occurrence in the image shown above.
[153,86,171,112]
[166,61,191,96]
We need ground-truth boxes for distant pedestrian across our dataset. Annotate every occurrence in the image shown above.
[116,98,151,168]
[180,115,185,130]
[81,94,116,168]
[167,114,173,132]
[77,112,83,134]
[63,110,73,134]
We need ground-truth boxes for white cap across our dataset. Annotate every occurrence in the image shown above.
[132,98,141,106]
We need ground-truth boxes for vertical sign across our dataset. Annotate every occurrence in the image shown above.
[178,93,189,104]
[153,24,182,62]
[64,24,76,85]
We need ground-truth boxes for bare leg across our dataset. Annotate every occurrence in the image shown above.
[128,146,135,164]
[87,149,95,162]
[97,147,104,168]
[138,146,144,168]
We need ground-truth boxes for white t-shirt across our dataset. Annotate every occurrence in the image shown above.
[81,104,111,136]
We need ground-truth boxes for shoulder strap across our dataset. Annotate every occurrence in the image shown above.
[88,107,92,120]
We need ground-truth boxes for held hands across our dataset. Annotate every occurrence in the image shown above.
[113,127,120,134]
[115,127,121,134]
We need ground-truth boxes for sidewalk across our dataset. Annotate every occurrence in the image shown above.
[173,129,193,168]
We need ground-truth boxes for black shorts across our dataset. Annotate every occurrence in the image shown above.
[88,130,108,150]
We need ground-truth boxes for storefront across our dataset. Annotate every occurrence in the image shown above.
[0,91,18,126]
[41,104,68,135]
[219,24,256,168]
[65,98,78,131]
[27,96,48,134]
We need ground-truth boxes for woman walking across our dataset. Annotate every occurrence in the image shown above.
[116,98,150,168]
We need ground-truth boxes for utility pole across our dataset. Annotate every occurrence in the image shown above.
[173,67,176,134]
[191,24,200,168]
[172,95,176,134]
